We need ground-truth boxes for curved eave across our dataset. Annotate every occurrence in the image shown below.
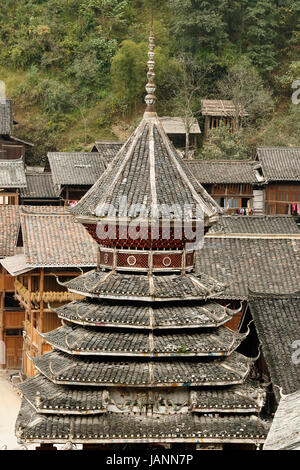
[192,407,260,414]
[57,317,232,329]
[32,369,249,388]
[67,290,223,302]
[22,396,106,416]
[17,436,267,445]
[41,345,236,358]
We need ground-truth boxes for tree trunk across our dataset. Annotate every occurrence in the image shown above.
[185,131,190,159]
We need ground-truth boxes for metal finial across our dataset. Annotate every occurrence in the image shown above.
[145,24,156,113]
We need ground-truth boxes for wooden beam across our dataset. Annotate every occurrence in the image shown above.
[39,268,44,355]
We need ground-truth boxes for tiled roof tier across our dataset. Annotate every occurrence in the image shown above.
[20,208,98,267]
[196,238,300,300]
[18,375,108,415]
[185,160,259,185]
[18,374,265,416]
[0,158,27,188]
[55,299,237,329]
[32,350,253,387]
[208,215,300,235]
[256,147,300,181]
[71,115,221,226]
[47,152,107,186]
[0,205,20,258]
[42,324,245,357]
[62,270,226,301]
[191,381,266,413]
[16,400,269,444]
[249,292,300,400]
[20,173,61,199]
[0,99,13,135]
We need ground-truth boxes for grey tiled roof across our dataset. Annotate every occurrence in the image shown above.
[71,116,222,224]
[208,215,300,235]
[196,237,300,300]
[256,147,300,181]
[20,208,98,267]
[263,390,300,450]
[0,158,26,188]
[0,99,13,135]
[18,375,107,415]
[249,292,300,400]
[33,350,252,387]
[55,299,236,329]
[16,398,269,443]
[184,160,258,184]
[16,400,269,443]
[42,324,244,357]
[0,205,20,258]
[191,380,267,413]
[47,153,107,186]
[20,173,61,199]
[92,141,124,165]
[62,270,226,301]
[19,374,265,416]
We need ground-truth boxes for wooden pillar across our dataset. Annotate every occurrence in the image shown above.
[204,116,210,141]
[0,267,5,369]
[39,269,44,355]
[28,273,33,376]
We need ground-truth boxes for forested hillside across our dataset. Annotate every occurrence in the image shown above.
[0,0,299,163]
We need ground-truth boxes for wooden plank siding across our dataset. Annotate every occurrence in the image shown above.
[266,184,300,215]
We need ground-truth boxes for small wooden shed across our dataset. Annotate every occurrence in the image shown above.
[201,100,248,142]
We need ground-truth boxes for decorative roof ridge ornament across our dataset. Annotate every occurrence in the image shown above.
[144,22,157,117]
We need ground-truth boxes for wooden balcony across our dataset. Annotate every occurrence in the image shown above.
[15,279,84,308]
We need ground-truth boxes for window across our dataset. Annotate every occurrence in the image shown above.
[5,329,21,336]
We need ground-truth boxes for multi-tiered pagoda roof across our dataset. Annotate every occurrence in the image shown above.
[16,28,269,449]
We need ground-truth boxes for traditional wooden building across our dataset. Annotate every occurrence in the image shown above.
[0,98,33,161]
[0,158,27,205]
[185,160,265,214]
[0,206,98,373]
[47,152,107,206]
[201,100,248,143]
[91,141,124,166]
[16,30,270,450]
[0,206,24,369]
[20,173,61,206]
[255,147,300,215]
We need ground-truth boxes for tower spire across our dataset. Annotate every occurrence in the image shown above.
[144,18,157,115]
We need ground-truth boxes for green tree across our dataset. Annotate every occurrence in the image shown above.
[200,125,251,160]
[218,58,274,128]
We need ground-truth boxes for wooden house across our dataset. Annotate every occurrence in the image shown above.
[0,158,27,205]
[0,98,33,161]
[20,173,61,206]
[255,147,300,215]
[47,152,107,206]
[0,206,98,374]
[201,100,248,143]
[185,160,265,214]
[0,206,24,369]
[91,140,124,166]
